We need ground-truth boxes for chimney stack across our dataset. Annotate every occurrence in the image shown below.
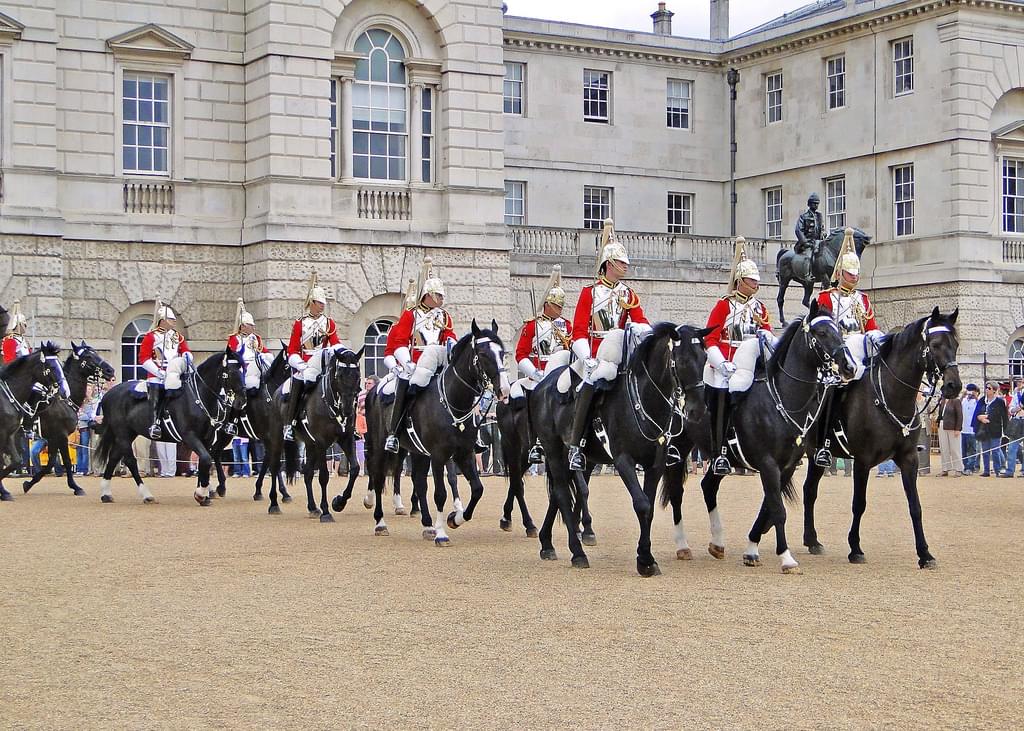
[651,2,674,36]
[710,0,729,41]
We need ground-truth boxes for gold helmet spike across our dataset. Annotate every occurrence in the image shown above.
[403,277,419,311]
[234,297,255,332]
[151,293,162,329]
[540,264,566,314]
[830,227,860,284]
[7,299,27,334]
[418,255,445,301]
[304,271,328,313]
[596,218,630,277]
[726,236,761,293]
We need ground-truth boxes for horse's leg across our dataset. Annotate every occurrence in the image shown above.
[254,460,267,501]
[670,475,691,560]
[578,467,596,545]
[331,438,359,514]
[448,452,486,527]
[847,459,872,563]
[776,277,788,325]
[614,456,659,577]
[446,460,463,515]
[183,434,213,506]
[121,440,157,504]
[58,438,84,495]
[755,461,800,574]
[802,458,828,554]
[743,499,770,567]
[801,280,812,308]
[212,448,227,498]
[538,485,559,560]
[898,453,936,569]
[98,441,126,503]
[410,455,433,534]
[22,436,56,493]
[317,455,333,523]
[369,453,389,537]
[701,471,726,559]
[546,458,588,567]
[303,446,319,517]
[430,457,451,546]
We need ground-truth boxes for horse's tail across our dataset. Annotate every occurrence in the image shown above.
[284,440,300,484]
[91,425,114,472]
[781,474,799,506]
[658,460,687,509]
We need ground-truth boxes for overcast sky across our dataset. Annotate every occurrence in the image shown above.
[504,0,815,39]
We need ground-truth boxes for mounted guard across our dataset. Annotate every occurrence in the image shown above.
[811,227,884,466]
[566,218,651,471]
[383,255,457,453]
[703,237,773,476]
[139,298,193,440]
[227,298,273,396]
[283,273,346,442]
[511,265,572,463]
[2,301,37,437]
[794,193,827,263]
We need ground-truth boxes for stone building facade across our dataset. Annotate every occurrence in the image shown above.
[1,0,1023,384]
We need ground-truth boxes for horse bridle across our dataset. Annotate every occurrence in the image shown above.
[439,335,506,428]
[0,354,64,420]
[628,333,703,443]
[322,350,359,429]
[189,358,245,433]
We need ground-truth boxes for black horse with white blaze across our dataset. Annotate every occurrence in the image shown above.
[530,322,710,576]
[22,342,115,497]
[0,343,66,501]
[802,307,961,568]
[92,349,246,505]
[363,320,510,544]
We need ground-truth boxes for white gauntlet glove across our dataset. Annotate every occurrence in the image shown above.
[718,361,737,378]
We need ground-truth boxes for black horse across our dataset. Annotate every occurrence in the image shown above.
[531,323,710,575]
[22,342,115,496]
[92,349,246,505]
[775,227,871,324]
[494,401,539,537]
[0,343,66,501]
[802,307,961,568]
[281,347,364,522]
[663,302,857,574]
[363,320,509,544]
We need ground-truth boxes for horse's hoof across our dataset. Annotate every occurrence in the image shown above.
[919,558,938,570]
[539,548,558,561]
[525,527,538,538]
[676,548,693,560]
[307,509,321,518]
[708,543,726,560]
[253,493,263,502]
[331,496,346,513]
[410,507,420,517]
[446,512,460,530]
[22,481,32,493]
[571,555,590,569]
[268,505,281,515]
[1,493,15,502]
[422,528,436,540]
[742,554,761,567]
[100,494,113,504]
[394,507,407,516]
[499,518,512,532]
[143,497,156,505]
[72,487,86,497]
[581,532,597,547]
[193,491,205,505]
[638,561,662,577]
[319,513,335,523]
[216,485,226,498]
[434,535,451,546]
[282,495,293,503]
[200,497,212,507]
[362,495,374,510]
[782,564,803,575]
[807,543,826,556]
[848,552,866,564]
[374,526,389,537]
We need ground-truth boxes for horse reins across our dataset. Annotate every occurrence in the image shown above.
[438,336,504,430]
[627,335,698,444]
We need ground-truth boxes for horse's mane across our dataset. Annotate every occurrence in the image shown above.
[875,316,928,359]
[766,319,803,378]
[0,341,60,380]
[630,322,678,366]
[197,349,244,376]
[451,327,502,361]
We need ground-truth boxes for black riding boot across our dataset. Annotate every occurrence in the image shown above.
[384,378,410,453]
[709,387,732,476]
[813,391,835,468]
[282,376,306,442]
[148,384,166,440]
[567,382,597,471]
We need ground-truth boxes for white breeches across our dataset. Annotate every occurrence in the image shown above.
[244,362,261,389]
[845,333,866,380]
[584,329,626,385]
[377,372,399,397]
[411,344,448,388]
[512,350,571,399]
[702,339,759,391]
[298,351,327,384]
[163,356,189,390]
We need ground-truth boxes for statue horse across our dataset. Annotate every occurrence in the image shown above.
[775,227,871,324]
[22,342,115,496]
[281,347,364,522]
[92,349,246,505]
[363,320,510,544]
[661,301,857,573]
[530,322,710,575]
[0,344,67,501]
[801,307,961,568]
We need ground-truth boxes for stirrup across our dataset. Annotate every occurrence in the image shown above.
[568,446,585,471]
[282,424,295,442]
[665,444,682,467]
[527,444,545,464]
[813,448,833,468]
[384,434,400,453]
[711,455,731,476]
[148,423,162,440]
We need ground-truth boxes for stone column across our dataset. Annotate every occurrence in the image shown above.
[410,82,424,183]
[341,77,354,180]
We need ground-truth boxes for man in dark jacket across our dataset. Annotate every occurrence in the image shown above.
[938,394,963,476]
[977,381,1008,476]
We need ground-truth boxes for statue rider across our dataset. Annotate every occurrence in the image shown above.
[794,193,827,262]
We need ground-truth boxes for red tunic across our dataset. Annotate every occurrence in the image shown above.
[515,317,573,370]
[138,329,191,367]
[384,307,456,364]
[2,334,31,364]
[815,289,879,332]
[287,317,341,363]
[704,296,772,361]
[571,282,649,357]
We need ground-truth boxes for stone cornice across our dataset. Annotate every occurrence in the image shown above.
[331,50,361,79]
[405,58,443,86]
[107,24,194,64]
[503,33,721,68]
[0,10,25,45]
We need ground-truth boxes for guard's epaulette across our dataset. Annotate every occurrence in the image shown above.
[620,287,640,309]
[443,311,453,329]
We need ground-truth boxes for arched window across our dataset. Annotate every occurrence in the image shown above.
[364,319,394,377]
[121,317,153,382]
[353,29,407,181]
[1010,338,1024,380]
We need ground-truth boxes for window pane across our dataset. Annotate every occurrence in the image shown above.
[138,126,152,146]
[138,147,152,171]
[370,49,388,82]
[154,79,168,100]
[123,78,136,98]
[353,155,369,178]
[370,156,387,179]
[368,29,390,47]
[139,101,153,122]
[154,101,167,124]
[123,123,136,145]
[139,79,152,99]
[353,132,368,154]
[123,147,136,170]
[370,134,387,155]
[154,148,167,172]
[123,99,136,122]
